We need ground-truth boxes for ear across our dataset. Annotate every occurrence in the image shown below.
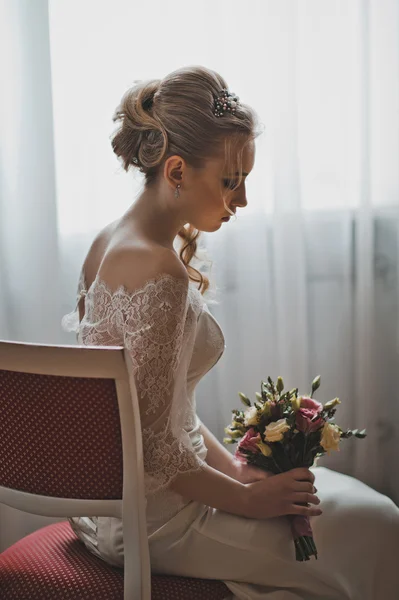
[163,155,186,190]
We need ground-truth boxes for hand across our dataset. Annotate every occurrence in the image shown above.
[243,467,322,520]
[232,458,274,484]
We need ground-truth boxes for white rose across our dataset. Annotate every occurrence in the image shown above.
[264,418,290,443]
[320,423,341,454]
[244,406,259,426]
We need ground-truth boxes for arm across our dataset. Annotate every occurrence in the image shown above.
[199,419,273,484]
[102,248,289,519]
[199,420,237,478]
[169,422,273,516]
[101,248,230,496]
[170,459,321,520]
[169,460,249,516]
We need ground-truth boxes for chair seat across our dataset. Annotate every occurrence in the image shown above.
[0,521,231,599]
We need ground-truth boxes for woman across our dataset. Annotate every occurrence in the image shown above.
[63,65,399,599]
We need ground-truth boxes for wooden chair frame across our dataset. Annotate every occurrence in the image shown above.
[0,340,151,599]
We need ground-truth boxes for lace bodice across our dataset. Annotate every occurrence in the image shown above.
[62,268,226,501]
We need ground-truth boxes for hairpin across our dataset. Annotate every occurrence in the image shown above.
[213,89,240,117]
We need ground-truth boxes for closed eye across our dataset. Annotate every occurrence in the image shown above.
[223,178,239,190]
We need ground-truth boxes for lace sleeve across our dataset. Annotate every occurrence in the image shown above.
[61,269,87,334]
[122,274,206,495]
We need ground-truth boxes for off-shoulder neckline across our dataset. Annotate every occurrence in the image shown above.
[72,269,225,350]
[81,270,204,302]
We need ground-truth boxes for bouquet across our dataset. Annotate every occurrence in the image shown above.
[224,375,366,561]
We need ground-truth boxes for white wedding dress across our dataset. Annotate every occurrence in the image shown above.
[62,269,399,600]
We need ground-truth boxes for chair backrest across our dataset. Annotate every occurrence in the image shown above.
[0,340,151,600]
[0,368,124,499]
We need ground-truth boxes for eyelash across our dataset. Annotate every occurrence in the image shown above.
[223,179,239,190]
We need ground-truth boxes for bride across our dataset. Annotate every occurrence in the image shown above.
[63,65,399,599]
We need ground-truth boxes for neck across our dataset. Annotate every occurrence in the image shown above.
[124,184,188,249]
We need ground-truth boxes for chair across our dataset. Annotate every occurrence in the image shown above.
[0,340,231,599]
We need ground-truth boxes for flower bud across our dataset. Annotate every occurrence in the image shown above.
[255,392,263,402]
[239,392,251,407]
[324,397,341,410]
[224,427,242,439]
[260,401,272,417]
[232,421,246,434]
[311,375,321,396]
[291,396,301,412]
[276,376,284,393]
[223,437,236,444]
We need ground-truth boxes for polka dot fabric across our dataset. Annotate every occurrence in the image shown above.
[0,522,231,599]
[0,369,123,499]
[151,575,231,599]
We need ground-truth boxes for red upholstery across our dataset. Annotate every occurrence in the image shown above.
[0,522,231,599]
[0,369,123,499]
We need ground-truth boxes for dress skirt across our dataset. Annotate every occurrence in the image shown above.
[146,467,399,600]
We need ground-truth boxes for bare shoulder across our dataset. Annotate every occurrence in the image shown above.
[98,241,189,293]
[82,220,119,283]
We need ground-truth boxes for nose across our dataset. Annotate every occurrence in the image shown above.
[234,194,248,210]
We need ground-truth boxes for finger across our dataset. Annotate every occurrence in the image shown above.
[292,493,320,506]
[294,481,315,494]
[291,468,315,484]
[290,504,323,517]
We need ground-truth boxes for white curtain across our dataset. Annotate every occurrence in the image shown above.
[0,0,63,551]
[1,0,398,552]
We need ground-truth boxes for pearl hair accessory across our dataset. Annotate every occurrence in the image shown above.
[213,89,240,117]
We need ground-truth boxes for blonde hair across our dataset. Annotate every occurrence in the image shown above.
[111,65,259,294]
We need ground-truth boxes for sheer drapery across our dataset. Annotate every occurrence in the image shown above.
[0,0,63,551]
[1,0,398,552]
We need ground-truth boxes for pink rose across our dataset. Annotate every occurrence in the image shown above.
[235,427,261,462]
[295,396,324,434]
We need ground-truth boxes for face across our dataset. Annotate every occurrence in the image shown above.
[182,139,256,232]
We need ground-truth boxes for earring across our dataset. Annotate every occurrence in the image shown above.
[174,184,181,199]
